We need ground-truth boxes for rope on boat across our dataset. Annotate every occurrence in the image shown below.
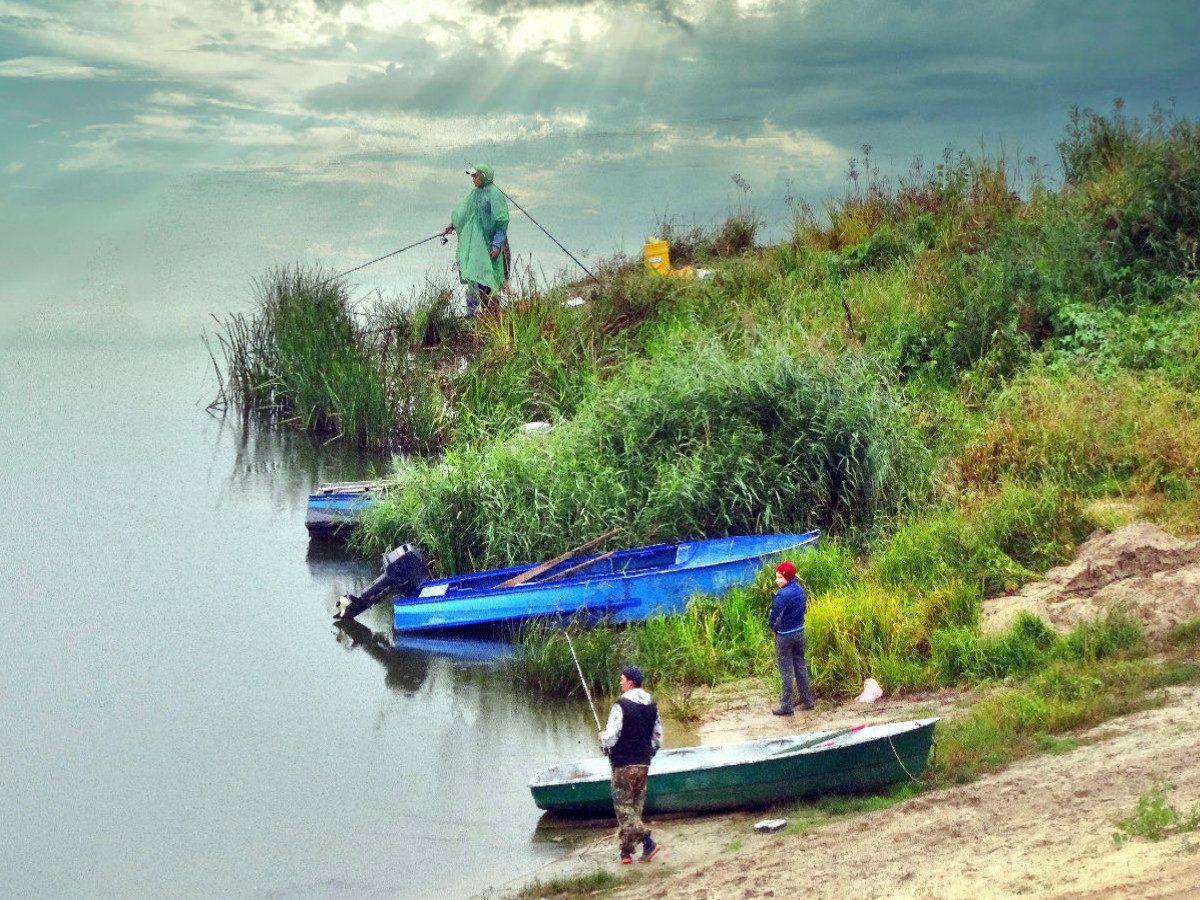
[886,732,923,784]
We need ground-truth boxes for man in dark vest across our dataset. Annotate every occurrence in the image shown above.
[598,665,664,864]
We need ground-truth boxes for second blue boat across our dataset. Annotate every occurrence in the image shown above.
[391,532,819,633]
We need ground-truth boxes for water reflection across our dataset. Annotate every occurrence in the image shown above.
[333,619,430,694]
[206,409,392,513]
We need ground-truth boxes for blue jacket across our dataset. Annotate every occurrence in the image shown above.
[769,579,807,633]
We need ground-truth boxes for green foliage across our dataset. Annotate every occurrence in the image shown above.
[1061,102,1200,295]
[209,267,468,452]
[961,365,1200,494]
[928,614,1057,687]
[218,107,1200,720]
[1113,777,1200,844]
[362,343,919,572]
[930,655,1192,783]
[506,621,631,699]
[1165,617,1200,650]
[1060,606,1148,662]
[870,481,1088,596]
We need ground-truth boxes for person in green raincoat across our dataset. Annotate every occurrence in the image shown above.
[442,164,510,316]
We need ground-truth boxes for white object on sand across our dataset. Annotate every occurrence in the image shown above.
[754,819,788,833]
[855,678,883,703]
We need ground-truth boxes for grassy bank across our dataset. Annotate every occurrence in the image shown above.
[212,101,1200,710]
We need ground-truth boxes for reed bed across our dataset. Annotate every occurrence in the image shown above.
[359,342,921,572]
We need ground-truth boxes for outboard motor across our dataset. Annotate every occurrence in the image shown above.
[334,544,430,620]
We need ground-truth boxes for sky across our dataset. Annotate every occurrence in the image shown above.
[2,0,1199,340]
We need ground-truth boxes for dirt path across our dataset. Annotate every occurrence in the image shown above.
[481,523,1200,900]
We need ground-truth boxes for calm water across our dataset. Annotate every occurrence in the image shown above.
[0,334,604,900]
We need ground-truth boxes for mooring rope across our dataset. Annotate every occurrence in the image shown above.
[887,732,923,783]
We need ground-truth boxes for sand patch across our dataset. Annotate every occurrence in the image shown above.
[983,522,1200,639]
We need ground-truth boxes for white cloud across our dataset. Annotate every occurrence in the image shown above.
[0,55,125,79]
[4,161,26,175]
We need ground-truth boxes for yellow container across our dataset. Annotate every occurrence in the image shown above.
[643,239,670,275]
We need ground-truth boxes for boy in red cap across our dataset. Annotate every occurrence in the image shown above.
[769,560,814,715]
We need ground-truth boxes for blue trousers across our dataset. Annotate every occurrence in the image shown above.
[774,629,814,712]
[465,282,493,316]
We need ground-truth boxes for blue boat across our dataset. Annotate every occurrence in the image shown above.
[305,481,387,541]
[391,532,819,633]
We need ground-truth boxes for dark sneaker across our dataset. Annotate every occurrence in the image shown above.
[801,703,815,710]
[640,839,661,862]
[620,853,632,865]
[772,707,794,716]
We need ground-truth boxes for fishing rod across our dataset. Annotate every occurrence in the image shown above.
[565,629,604,733]
[494,185,600,284]
[316,231,446,288]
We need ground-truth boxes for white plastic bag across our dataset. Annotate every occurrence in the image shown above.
[855,678,883,703]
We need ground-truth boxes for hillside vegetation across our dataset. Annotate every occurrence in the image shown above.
[212,102,1200,706]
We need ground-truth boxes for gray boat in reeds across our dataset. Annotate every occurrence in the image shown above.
[529,718,937,816]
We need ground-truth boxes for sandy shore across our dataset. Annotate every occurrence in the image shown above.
[491,682,1199,900]
[479,523,1200,900]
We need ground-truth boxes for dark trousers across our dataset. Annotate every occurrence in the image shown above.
[774,629,814,712]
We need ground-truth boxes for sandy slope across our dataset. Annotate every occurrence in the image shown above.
[482,523,1200,900]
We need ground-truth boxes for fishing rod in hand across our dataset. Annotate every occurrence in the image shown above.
[315,182,597,290]
[315,231,446,289]
[565,629,605,733]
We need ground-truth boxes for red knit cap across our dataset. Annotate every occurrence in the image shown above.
[776,561,796,580]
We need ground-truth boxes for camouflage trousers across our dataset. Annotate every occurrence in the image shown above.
[610,765,650,855]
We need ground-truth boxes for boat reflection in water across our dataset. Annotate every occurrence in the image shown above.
[333,618,515,694]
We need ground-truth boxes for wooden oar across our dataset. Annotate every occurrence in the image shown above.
[493,527,620,590]
[539,550,615,585]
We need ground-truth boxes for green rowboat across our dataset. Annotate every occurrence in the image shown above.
[529,717,937,816]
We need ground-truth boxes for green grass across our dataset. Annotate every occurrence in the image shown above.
[507,869,620,900]
[930,656,1198,784]
[1113,776,1200,844]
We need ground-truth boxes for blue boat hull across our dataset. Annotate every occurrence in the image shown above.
[393,532,819,632]
[305,483,385,540]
